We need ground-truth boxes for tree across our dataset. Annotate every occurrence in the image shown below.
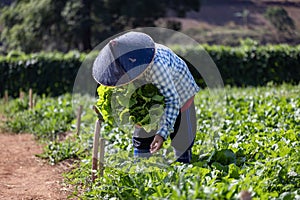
[264,7,295,35]
[0,0,201,53]
[92,0,200,45]
[0,0,67,52]
[61,0,93,50]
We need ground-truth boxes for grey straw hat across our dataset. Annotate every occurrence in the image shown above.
[93,31,155,87]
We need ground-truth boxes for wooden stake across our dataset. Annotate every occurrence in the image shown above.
[19,91,24,100]
[76,105,83,136]
[92,120,101,182]
[29,88,33,109]
[99,138,105,177]
[4,90,8,103]
[33,98,36,108]
[239,190,252,200]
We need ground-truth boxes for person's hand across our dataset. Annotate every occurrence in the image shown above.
[150,135,164,154]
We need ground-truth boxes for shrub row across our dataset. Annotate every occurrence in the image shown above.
[174,44,300,87]
[1,44,300,97]
[0,51,86,97]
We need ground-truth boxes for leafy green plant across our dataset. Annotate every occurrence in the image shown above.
[37,134,92,165]
[58,84,300,199]
[3,94,75,140]
[1,84,299,199]
[96,83,165,132]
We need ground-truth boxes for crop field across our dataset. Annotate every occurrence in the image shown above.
[1,84,299,199]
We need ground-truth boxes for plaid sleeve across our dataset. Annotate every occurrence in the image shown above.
[146,61,180,140]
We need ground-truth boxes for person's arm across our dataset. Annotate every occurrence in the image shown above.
[147,60,180,142]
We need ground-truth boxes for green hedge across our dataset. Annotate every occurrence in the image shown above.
[0,51,86,97]
[174,44,300,87]
[1,44,300,97]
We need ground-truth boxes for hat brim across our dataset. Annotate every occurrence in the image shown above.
[93,32,156,87]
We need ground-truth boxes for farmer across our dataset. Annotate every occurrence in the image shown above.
[93,31,200,163]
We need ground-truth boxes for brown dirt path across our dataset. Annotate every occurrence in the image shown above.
[0,132,72,200]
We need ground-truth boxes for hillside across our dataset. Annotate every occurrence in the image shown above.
[164,0,300,45]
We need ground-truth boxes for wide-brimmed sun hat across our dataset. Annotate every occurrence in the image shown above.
[93,31,155,87]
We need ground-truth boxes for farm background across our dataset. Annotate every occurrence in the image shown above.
[0,0,300,199]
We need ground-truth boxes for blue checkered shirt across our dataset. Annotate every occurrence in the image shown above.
[143,44,200,140]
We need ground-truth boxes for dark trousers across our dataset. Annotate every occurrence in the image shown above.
[132,101,196,163]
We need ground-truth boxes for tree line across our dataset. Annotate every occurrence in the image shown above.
[0,0,200,53]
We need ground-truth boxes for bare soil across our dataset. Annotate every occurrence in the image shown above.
[0,132,72,200]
